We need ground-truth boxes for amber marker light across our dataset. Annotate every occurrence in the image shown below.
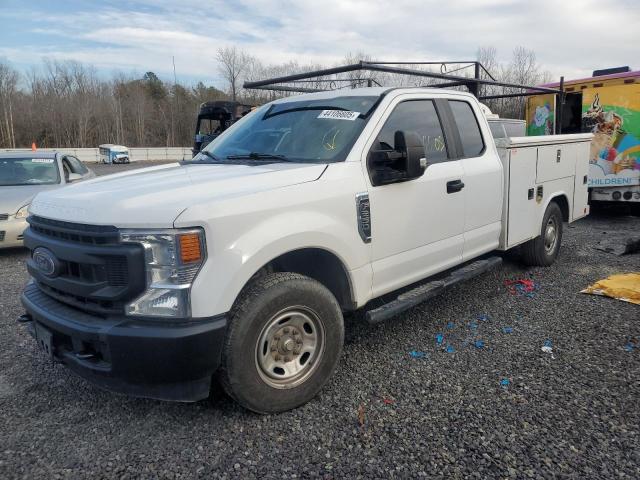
[179,233,202,263]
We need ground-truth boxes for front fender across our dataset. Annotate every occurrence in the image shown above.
[184,205,370,318]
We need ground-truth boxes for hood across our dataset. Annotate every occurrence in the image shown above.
[30,162,327,227]
[0,185,60,215]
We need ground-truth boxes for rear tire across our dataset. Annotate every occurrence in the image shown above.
[218,272,344,414]
[521,201,563,266]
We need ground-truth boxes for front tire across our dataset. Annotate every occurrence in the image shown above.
[218,272,344,413]
[520,201,563,266]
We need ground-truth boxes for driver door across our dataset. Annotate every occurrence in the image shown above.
[365,96,466,298]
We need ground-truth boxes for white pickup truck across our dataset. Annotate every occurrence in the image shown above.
[20,87,592,413]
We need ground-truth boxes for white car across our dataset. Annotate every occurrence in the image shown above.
[0,152,94,248]
[20,88,591,412]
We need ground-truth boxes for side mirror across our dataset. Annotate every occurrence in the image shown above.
[67,173,82,182]
[368,130,427,186]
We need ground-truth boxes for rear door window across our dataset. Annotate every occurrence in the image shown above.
[449,100,485,157]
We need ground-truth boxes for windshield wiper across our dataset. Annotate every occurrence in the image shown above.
[181,150,224,164]
[198,150,224,162]
[226,153,293,162]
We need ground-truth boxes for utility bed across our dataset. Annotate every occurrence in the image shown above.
[496,134,592,250]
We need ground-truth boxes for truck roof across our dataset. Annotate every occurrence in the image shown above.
[539,69,640,88]
[99,144,128,151]
[270,86,476,104]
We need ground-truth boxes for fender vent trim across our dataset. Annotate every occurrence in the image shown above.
[356,192,371,243]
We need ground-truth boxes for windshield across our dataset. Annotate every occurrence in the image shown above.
[195,95,380,164]
[0,157,60,186]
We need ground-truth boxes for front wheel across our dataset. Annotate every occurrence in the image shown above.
[520,201,563,266]
[218,272,344,413]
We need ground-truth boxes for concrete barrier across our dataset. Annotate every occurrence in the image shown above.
[0,147,192,163]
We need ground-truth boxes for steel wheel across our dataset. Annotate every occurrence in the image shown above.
[544,216,558,253]
[255,306,325,389]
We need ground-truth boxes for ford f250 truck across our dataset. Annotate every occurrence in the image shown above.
[19,87,592,413]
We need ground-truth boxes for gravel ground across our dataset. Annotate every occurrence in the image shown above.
[0,161,639,478]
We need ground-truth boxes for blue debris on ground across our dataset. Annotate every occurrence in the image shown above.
[502,327,513,334]
[446,321,455,330]
[436,333,444,345]
[445,345,455,353]
[409,350,428,359]
[474,340,484,349]
[500,378,510,387]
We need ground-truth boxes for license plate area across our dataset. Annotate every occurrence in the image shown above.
[34,322,55,360]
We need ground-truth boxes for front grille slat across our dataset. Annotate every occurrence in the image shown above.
[28,215,119,245]
[36,281,123,315]
[0,231,5,241]
[0,213,8,221]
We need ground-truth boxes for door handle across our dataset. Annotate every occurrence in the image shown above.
[446,179,465,194]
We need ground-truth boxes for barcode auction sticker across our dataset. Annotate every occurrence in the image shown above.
[31,158,54,163]
[317,110,360,121]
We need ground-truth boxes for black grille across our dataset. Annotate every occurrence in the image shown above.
[106,256,129,286]
[0,213,8,221]
[24,216,146,316]
[0,231,5,241]
[28,215,119,245]
[36,281,124,315]
[58,256,129,287]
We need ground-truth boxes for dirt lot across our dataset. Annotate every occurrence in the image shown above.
[0,162,639,478]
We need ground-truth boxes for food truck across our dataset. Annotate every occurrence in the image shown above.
[526,67,640,205]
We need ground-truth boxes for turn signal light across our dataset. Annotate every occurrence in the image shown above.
[179,233,202,263]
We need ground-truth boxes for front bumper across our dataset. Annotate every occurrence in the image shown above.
[21,282,227,402]
[0,216,27,248]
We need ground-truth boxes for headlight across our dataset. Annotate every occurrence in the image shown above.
[121,228,206,318]
[15,204,30,219]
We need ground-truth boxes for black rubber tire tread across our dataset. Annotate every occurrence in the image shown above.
[520,201,563,267]
[218,272,344,414]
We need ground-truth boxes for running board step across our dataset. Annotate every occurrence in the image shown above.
[365,256,502,324]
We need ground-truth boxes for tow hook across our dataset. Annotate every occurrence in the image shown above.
[17,314,33,323]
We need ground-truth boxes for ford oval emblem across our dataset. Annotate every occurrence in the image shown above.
[32,247,60,277]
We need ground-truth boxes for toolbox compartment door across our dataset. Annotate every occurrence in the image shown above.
[572,141,591,220]
[536,144,576,183]
[506,147,539,246]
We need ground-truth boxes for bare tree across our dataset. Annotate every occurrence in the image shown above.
[216,46,252,101]
[0,62,20,148]
[475,46,547,119]
[0,46,555,149]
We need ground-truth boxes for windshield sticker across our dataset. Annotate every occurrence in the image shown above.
[317,110,360,121]
[31,158,54,163]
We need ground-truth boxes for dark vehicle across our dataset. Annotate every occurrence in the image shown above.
[192,101,253,156]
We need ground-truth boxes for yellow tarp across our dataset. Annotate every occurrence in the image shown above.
[581,273,640,305]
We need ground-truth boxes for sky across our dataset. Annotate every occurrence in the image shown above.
[0,0,638,89]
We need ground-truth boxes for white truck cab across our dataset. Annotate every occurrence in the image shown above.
[20,87,591,413]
